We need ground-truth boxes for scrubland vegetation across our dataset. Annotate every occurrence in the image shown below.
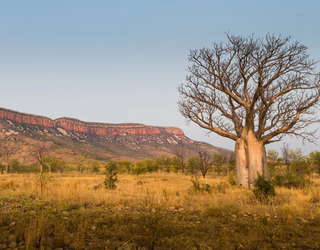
[1,147,320,249]
[0,132,317,249]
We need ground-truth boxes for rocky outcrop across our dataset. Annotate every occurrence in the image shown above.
[0,107,184,136]
[0,108,55,127]
[55,118,163,135]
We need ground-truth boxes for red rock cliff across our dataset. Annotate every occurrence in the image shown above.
[0,108,184,136]
[0,108,55,127]
[55,118,162,135]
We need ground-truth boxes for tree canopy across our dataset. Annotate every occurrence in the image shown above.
[178,34,320,144]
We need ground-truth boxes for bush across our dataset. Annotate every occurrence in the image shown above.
[253,174,276,204]
[228,174,237,186]
[35,173,53,195]
[190,176,213,194]
[273,172,312,189]
[104,162,118,190]
[9,159,30,173]
[132,161,147,175]
[216,181,228,194]
[90,161,100,174]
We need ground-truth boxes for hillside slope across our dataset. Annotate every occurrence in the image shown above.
[0,107,232,163]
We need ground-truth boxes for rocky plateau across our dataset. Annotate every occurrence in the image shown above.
[0,107,230,162]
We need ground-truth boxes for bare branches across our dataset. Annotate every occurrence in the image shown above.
[197,148,212,178]
[178,34,320,144]
[172,147,187,174]
[33,143,48,173]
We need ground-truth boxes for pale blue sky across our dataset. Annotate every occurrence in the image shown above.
[1,1,320,153]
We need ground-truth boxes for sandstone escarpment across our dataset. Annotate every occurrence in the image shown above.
[0,108,55,127]
[0,107,232,163]
[0,107,184,136]
[55,118,163,136]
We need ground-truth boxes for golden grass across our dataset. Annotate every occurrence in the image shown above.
[1,173,320,249]
[0,172,319,219]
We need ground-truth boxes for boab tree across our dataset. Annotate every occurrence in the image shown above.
[178,34,320,188]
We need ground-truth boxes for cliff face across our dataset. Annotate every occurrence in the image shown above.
[0,108,55,127]
[0,108,184,136]
[0,107,232,163]
[54,118,163,135]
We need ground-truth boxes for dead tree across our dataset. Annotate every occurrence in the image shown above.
[178,34,320,187]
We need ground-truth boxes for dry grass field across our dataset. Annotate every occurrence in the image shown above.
[1,173,320,249]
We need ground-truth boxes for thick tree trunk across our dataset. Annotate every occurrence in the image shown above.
[235,129,268,188]
[235,138,248,187]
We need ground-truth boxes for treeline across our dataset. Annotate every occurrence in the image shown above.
[267,145,320,177]
[2,143,319,181]
[0,156,68,174]
[0,151,235,177]
[106,152,235,177]
[265,145,320,189]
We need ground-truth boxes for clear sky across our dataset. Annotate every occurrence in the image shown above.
[0,1,319,154]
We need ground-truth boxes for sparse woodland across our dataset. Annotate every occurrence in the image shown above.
[1,146,320,249]
[1,34,320,249]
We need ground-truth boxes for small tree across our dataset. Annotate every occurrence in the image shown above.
[198,149,212,178]
[172,147,186,174]
[104,161,118,190]
[267,149,281,177]
[213,152,226,176]
[156,154,172,174]
[309,151,320,174]
[89,161,100,174]
[0,143,20,173]
[9,159,27,173]
[35,173,53,195]
[33,144,47,173]
[117,160,132,174]
[186,156,201,175]
[227,153,236,174]
[145,158,157,173]
[133,161,147,175]
[76,154,87,174]
[171,156,181,173]
[43,156,66,173]
[281,143,292,173]
[289,148,312,176]
[3,146,11,174]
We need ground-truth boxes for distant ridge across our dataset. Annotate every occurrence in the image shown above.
[0,107,184,136]
[0,107,232,162]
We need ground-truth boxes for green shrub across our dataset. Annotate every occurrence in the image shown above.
[228,174,237,186]
[132,161,147,175]
[190,177,213,193]
[90,161,100,174]
[273,172,312,189]
[35,173,53,195]
[253,174,276,204]
[216,181,228,194]
[104,161,118,190]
